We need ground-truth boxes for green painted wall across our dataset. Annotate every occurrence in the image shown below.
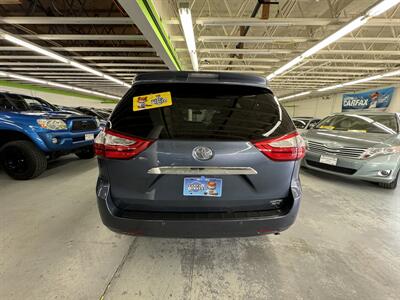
[0,80,117,103]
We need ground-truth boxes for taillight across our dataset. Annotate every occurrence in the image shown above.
[94,129,153,159]
[252,132,306,161]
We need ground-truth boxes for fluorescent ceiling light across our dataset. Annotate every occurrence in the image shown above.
[1,71,120,100]
[3,34,70,64]
[367,0,400,17]
[381,69,400,77]
[47,82,72,89]
[179,7,199,71]
[70,61,104,77]
[1,30,131,88]
[342,74,383,86]
[279,91,311,101]
[318,85,343,92]
[268,56,303,79]
[302,17,367,58]
[9,73,47,84]
[103,74,125,85]
[267,0,400,80]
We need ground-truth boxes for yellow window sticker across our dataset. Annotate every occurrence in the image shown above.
[133,91,172,111]
[319,125,335,130]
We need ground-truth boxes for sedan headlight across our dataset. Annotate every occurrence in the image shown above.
[37,119,67,130]
[361,146,400,159]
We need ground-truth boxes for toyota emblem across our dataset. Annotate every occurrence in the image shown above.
[192,146,214,161]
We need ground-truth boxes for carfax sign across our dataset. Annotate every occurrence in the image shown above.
[342,87,395,111]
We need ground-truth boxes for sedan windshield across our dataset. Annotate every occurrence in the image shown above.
[316,114,398,134]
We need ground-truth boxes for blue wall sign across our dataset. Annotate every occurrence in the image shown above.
[342,87,395,111]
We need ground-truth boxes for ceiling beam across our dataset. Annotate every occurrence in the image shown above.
[181,48,400,56]
[0,56,162,61]
[166,17,400,27]
[0,17,132,25]
[195,36,312,43]
[196,48,293,54]
[117,0,181,70]
[185,36,400,44]
[18,34,146,41]
[201,64,273,69]
[0,46,156,52]
[200,57,281,63]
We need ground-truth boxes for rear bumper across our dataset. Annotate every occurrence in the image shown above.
[96,178,302,238]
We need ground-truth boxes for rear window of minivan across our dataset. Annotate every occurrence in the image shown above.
[110,83,295,141]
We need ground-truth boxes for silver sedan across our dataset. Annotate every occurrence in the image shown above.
[302,112,400,189]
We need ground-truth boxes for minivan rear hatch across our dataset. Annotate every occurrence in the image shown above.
[97,82,301,213]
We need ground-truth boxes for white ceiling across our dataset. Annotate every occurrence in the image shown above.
[159,0,400,98]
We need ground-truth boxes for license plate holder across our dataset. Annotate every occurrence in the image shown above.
[85,133,94,141]
[183,176,222,197]
[319,155,338,166]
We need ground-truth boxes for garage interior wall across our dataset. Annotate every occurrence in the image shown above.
[282,85,400,118]
[0,84,116,109]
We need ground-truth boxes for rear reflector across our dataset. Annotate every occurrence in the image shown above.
[252,132,306,161]
[94,129,153,159]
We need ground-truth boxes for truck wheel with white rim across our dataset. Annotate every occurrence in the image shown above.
[0,140,47,180]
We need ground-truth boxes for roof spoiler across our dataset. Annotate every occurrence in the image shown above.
[133,71,267,88]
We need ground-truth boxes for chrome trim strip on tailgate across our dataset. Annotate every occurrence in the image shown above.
[147,166,258,175]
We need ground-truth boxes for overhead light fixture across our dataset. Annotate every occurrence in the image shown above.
[9,73,47,84]
[381,69,400,77]
[3,33,70,64]
[0,30,131,88]
[366,0,400,17]
[104,74,125,85]
[318,68,399,92]
[178,4,199,71]
[342,74,383,86]
[302,17,368,58]
[277,67,399,101]
[278,91,311,101]
[317,85,343,92]
[1,71,120,100]
[267,56,303,80]
[266,0,400,80]
[47,82,73,89]
[70,61,104,77]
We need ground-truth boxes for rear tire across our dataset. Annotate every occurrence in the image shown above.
[0,140,47,180]
[75,146,95,159]
[378,171,399,189]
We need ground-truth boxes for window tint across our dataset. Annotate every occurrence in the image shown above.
[111,83,295,140]
[316,114,398,134]
[0,94,15,111]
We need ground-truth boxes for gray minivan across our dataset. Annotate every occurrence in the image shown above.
[94,72,304,238]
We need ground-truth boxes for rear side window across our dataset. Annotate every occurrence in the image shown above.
[110,83,295,141]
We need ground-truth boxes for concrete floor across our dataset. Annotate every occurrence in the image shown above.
[0,156,399,300]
